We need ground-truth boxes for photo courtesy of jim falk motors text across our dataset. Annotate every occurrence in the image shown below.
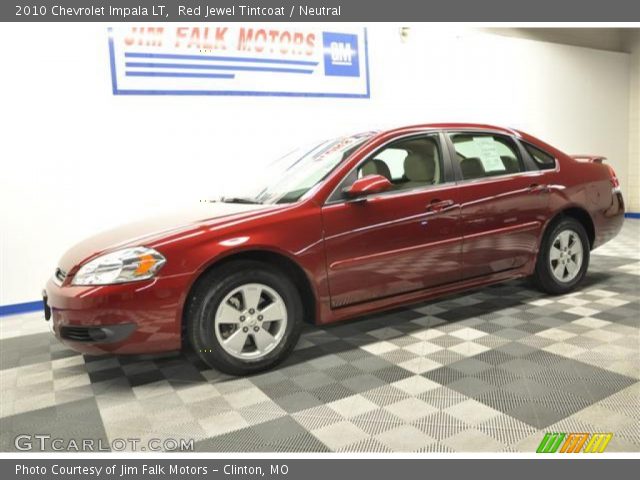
[15,462,274,476]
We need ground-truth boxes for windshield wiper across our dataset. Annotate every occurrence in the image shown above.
[220,196,263,204]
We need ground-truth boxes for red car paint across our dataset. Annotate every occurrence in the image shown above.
[44,124,625,355]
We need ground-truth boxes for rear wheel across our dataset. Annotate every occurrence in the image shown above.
[533,217,590,295]
[186,260,303,375]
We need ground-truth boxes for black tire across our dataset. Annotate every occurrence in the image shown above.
[533,216,590,295]
[186,260,303,375]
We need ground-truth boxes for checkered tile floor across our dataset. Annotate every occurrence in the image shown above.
[1,221,639,452]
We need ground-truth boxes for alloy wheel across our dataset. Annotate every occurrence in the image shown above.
[549,229,584,283]
[214,283,288,360]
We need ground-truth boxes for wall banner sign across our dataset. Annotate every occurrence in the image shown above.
[108,26,370,98]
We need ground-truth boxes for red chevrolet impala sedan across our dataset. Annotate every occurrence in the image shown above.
[43,124,624,374]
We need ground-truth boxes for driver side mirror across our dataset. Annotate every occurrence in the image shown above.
[343,174,393,199]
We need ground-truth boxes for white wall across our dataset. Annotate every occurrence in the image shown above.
[0,24,632,305]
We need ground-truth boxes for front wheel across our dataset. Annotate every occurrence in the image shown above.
[186,261,303,375]
[533,217,590,295]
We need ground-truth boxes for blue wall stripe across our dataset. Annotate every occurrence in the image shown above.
[624,212,640,219]
[0,300,43,317]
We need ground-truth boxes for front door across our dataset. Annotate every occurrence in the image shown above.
[321,133,462,308]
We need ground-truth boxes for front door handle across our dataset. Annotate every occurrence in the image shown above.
[528,183,549,193]
[426,199,454,212]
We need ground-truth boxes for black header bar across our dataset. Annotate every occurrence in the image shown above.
[3,0,640,22]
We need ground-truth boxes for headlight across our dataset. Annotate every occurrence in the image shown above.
[72,247,166,285]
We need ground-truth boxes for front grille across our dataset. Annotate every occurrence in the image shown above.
[54,267,67,286]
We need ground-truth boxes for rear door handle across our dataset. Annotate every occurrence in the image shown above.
[528,183,549,193]
[426,199,454,212]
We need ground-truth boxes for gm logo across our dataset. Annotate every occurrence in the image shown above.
[322,32,360,77]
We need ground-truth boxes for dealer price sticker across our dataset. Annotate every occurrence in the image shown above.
[108,25,370,97]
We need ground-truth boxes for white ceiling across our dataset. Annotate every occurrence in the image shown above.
[484,28,637,53]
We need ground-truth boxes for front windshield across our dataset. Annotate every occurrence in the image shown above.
[220,132,376,205]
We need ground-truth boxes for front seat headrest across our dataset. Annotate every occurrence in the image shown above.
[361,159,392,180]
[404,153,435,182]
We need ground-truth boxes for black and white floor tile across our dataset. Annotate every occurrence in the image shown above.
[1,221,639,452]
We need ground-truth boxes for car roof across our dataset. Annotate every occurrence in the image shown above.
[381,123,520,136]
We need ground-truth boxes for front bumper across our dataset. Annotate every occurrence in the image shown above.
[43,273,192,355]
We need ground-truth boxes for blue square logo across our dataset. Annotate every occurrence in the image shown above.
[322,32,360,77]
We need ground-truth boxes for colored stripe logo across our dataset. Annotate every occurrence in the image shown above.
[537,433,613,453]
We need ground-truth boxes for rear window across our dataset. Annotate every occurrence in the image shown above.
[524,143,556,170]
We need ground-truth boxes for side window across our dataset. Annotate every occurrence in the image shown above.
[450,133,524,180]
[524,143,557,170]
[355,135,443,192]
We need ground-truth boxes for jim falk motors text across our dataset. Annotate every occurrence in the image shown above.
[16,463,289,476]
[178,4,343,18]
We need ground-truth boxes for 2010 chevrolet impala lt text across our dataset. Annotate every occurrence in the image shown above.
[43,124,625,374]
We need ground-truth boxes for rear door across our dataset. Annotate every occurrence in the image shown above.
[445,131,550,280]
[321,132,462,308]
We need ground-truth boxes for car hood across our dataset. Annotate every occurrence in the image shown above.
[58,202,278,272]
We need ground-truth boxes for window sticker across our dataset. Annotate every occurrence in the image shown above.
[474,137,505,172]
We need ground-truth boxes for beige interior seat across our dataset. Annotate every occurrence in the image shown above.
[403,150,436,188]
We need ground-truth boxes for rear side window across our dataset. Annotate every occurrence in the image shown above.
[450,133,524,180]
[524,143,557,170]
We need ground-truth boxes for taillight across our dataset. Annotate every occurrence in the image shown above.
[607,164,621,192]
